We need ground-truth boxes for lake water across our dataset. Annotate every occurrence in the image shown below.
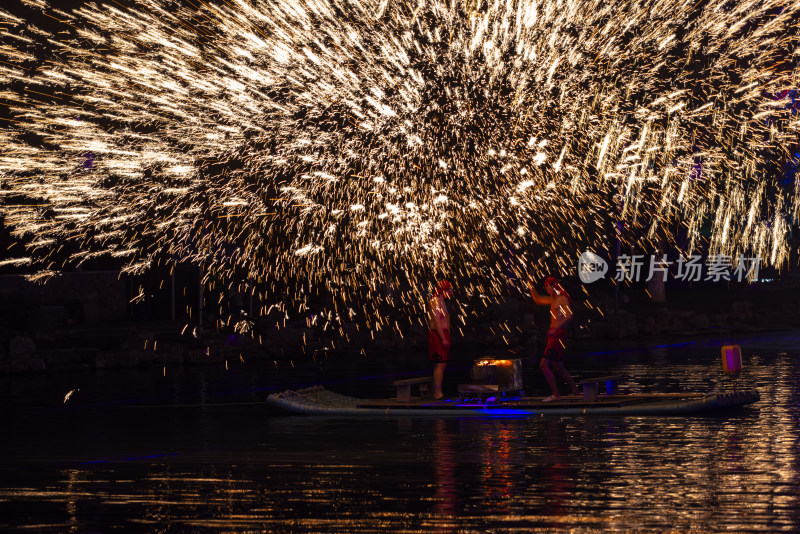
[2,331,799,532]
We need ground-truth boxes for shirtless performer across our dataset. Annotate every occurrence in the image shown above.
[428,280,452,400]
[528,276,580,401]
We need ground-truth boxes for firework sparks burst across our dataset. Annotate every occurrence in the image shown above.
[0,0,798,334]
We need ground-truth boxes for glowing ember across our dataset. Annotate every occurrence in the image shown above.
[475,359,514,367]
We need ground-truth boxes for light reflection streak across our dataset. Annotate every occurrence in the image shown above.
[431,419,458,533]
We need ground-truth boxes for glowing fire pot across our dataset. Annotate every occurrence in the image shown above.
[471,358,523,393]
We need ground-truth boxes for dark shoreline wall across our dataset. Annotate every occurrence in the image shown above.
[0,272,126,372]
[0,272,126,333]
[2,271,800,375]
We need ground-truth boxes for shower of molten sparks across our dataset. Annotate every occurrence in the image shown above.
[0,0,798,336]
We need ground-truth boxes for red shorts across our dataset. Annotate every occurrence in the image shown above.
[543,328,567,361]
[428,329,450,362]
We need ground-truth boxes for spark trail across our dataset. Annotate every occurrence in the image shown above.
[0,0,798,334]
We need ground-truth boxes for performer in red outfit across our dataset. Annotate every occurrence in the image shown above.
[528,276,580,401]
[428,280,452,400]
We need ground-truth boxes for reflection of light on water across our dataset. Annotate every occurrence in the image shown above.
[432,419,457,532]
[584,353,799,530]
[1,346,798,530]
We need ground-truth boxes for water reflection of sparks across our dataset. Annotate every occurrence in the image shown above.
[481,423,518,510]
[432,419,458,533]
[541,419,575,520]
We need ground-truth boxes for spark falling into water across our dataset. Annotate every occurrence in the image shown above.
[0,0,798,335]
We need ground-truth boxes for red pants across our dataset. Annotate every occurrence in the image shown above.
[543,328,567,361]
[428,329,450,362]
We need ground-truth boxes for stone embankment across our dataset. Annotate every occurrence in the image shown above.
[576,301,800,340]
[2,298,798,374]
